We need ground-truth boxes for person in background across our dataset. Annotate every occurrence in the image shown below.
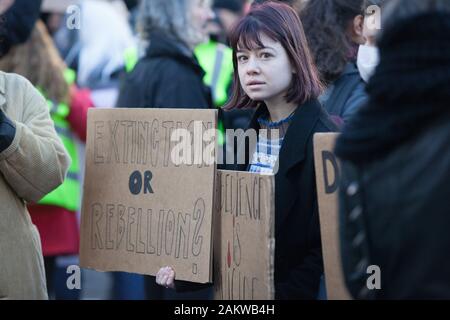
[194,0,250,167]
[0,0,71,300]
[195,0,244,108]
[356,0,388,83]
[336,0,450,299]
[211,0,245,43]
[116,0,214,110]
[52,0,135,91]
[0,20,93,299]
[300,0,368,123]
[156,1,338,299]
[0,0,43,56]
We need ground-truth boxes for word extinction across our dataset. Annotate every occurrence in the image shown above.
[92,120,215,167]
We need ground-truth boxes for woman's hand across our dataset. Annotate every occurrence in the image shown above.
[155,266,176,289]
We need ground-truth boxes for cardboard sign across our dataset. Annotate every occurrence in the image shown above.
[213,170,275,300]
[313,133,351,300]
[80,108,217,283]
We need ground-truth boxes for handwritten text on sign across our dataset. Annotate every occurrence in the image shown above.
[80,109,216,283]
[213,171,275,300]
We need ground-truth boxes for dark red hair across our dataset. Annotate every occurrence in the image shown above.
[223,1,323,110]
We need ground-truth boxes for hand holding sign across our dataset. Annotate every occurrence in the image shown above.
[156,266,176,289]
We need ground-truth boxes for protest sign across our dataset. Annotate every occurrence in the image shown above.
[80,108,217,283]
[314,133,351,299]
[213,170,275,300]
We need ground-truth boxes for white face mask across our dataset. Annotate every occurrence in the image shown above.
[357,44,380,83]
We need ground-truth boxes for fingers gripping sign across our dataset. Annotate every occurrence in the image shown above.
[156,266,176,289]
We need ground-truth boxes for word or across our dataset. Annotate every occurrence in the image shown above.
[129,170,154,195]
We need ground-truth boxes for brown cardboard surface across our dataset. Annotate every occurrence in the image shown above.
[313,133,351,299]
[80,108,217,283]
[213,170,275,300]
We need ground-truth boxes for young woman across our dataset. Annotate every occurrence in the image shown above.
[156,1,337,299]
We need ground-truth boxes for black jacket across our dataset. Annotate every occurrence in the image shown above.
[319,63,368,123]
[339,117,450,299]
[116,33,212,109]
[0,0,42,57]
[235,99,338,299]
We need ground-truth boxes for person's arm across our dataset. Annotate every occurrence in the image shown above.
[0,77,70,203]
[67,85,94,142]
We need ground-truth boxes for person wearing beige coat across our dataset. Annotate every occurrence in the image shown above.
[0,71,71,299]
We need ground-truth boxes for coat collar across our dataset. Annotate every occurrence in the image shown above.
[278,99,322,174]
[246,99,322,173]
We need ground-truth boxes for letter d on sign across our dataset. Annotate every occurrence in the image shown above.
[322,151,340,194]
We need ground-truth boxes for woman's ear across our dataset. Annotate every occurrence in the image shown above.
[349,14,366,45]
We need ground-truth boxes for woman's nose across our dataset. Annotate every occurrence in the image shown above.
[246,57,261,75]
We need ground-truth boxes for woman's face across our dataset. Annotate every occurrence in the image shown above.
[189,0,214,46]
[237,33,294,103]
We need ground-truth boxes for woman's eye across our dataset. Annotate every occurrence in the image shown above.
[261,52,272,59]
[237,56,248,63]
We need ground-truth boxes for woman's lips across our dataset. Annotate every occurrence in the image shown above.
[246,81,266,88]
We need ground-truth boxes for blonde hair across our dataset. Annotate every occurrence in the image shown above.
[0,20,69,103]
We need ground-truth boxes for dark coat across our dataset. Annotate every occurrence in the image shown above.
[339,117,450,299]
[320,63,368,123]
[0,0,42,57]
[116,33,212,109]
[235,99,338,299]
